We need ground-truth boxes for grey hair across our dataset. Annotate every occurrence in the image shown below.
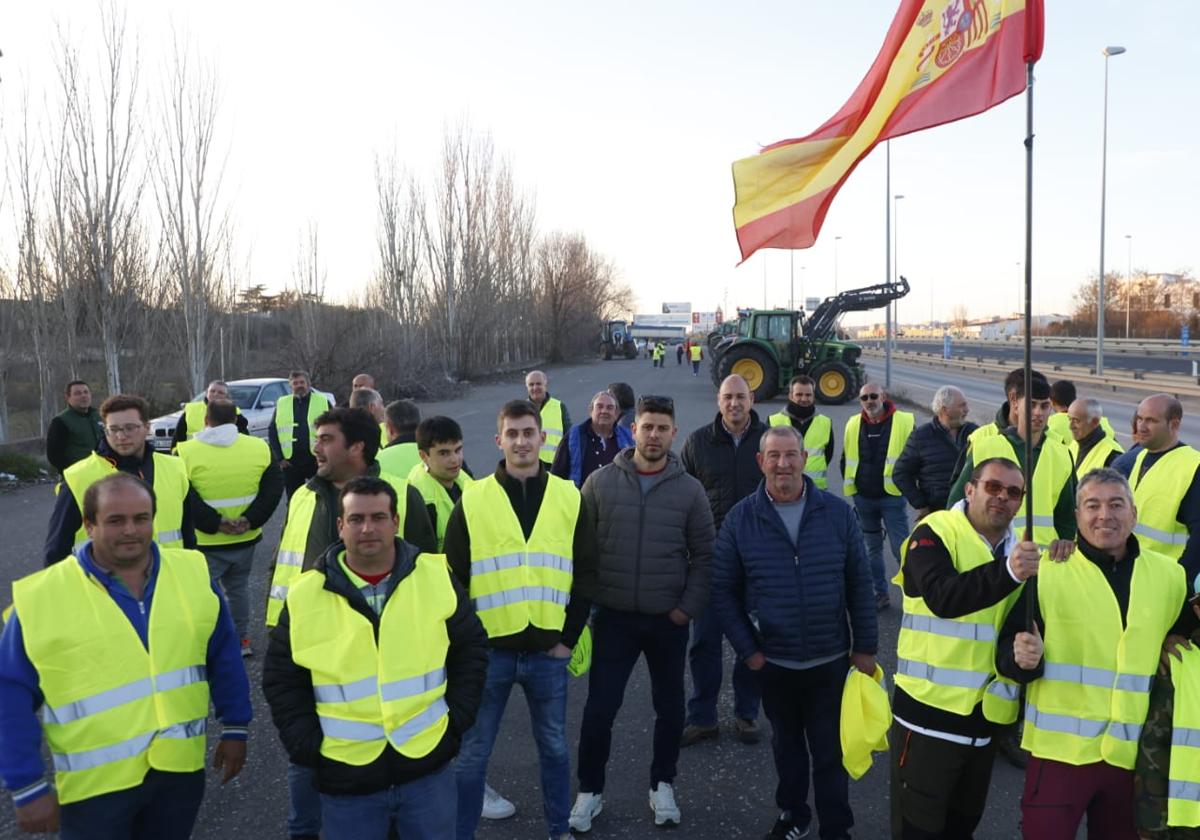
[589,390,617,411]
[759,424,805,452]
[1079,398,1104,423]
[1076,466,1133,508]
[931,386,964,414]
[348,387,383,409]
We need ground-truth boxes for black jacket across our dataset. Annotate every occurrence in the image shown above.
[679,411,768,531]
[893,417,979,512]
[263,539,487,795]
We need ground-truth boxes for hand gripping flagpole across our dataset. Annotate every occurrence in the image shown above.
[1023,59,1036,631]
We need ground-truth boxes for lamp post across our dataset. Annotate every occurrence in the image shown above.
[834,235,843,294]
[1125,234,1133,338]
[1096,45,1126,375]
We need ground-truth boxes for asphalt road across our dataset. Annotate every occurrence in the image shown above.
[867,338,1200,377]
[0,355,1037,839]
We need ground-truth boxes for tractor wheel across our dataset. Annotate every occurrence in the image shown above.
[601,342,613,360]
[623,343,638,359]
[811,361,855,405]
[718,346,779,402]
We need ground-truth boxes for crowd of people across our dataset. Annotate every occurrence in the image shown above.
[5,361,1200,840]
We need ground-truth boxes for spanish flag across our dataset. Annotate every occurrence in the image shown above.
[732,0,1044,261]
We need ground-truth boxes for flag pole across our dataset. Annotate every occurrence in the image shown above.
[885,141,893,389]
[1023,59,1036,630]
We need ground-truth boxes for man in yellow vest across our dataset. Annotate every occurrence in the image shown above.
[840,383,915,610]
[348,386,389,450]
[1,473,251,837]
[378,399,423,478]
[263,476,487,839]
[947,375,1077,547]
[689,342,703,375]
[769,374,835,490]
[960,369,1051,468]
[408,416,473,551]
[891,457,1053,838]
[269,369,331,500]
[1068,398,1124,479]
[171,379,248,448]
[266,406,435,840]
[1046,379,1077,443]
[44,394,198,567]
[1129,394,1200,583]
[444,399,598,840]
[997,468,1186,838]
[525,370,570,464]
[177,399,283,657]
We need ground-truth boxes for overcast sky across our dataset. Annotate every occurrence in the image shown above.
[4,1,1196,326]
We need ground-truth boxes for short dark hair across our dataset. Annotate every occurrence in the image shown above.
[64,379,89,397]
[636,394,675,419]
[339,475,398,517]
[205,399,238,427]
[315,407,381,464]
[416,416,463,452]
[788,374,815,390]
[607,382,635,412]
[288,370,310,381]
[971,456,1022,484]
[1003,368,1048,400]
[385,400,421,435]
[82,473,156,524]
[99,394,150,423]
[1050,380,1076,407]
[497,399,541,433]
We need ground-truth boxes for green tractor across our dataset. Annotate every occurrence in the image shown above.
[709,277,910,404]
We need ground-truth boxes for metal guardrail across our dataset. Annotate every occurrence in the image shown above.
[882,335,1200,358]
[862,348,1200,399]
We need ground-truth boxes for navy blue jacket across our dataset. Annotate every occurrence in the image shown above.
[712,477,878,665]
[893,417,978,512]
[551,419,634,488]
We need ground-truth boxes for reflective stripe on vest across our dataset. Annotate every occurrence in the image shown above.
[538,398,566,463]
[64,453,189,552]
[970,434,1073,547]
[176,434,272,547]
[893,509,1022,723]
[287,552,456,762]
[1130,446,1200,560]
[266,471,410,627]
[1168,644,1200,826]
[462,473,579,638]
[841,411,914,496]
[275,392,331,459]
[13,549,217,803]
[1022,546,1185,769]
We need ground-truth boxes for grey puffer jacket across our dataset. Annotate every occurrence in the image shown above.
[580,449,714,619]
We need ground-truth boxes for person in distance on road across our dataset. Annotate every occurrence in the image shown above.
[712,425,876,840]
[689,341,704,376]
[1067,398,1124,480]
[768,374,835,490]
[44,379,104,474]
[551,390,634,489]
[525,370,571,465]
[894,385,977,521]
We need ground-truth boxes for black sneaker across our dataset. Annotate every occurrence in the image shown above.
[765,815,810,840]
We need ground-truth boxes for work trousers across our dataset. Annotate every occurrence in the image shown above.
[59,769,205,840]
[320,764,456,840]
[889,721,996,839]
[203,543,255,640]
[1020,756,1136,840]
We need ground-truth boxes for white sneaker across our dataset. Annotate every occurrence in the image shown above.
[481,783,516,820]
[569,792,604,832]
[648,782,681,827]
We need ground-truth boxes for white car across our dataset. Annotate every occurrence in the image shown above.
[148,378,336,452]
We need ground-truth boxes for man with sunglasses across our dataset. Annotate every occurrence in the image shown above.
[891,457,1056,838]
[840,384,915,611]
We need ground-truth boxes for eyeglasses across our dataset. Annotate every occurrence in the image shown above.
[636,395,675,414]
[860,393,881,402]
[974,478,1025,502]
[105,423,144,437]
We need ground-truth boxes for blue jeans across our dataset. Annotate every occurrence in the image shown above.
[60,769,205,840]
[852,494,910,598]
[455,648,571,839]
[687,600,760,727]
[288,762,322,836]
[203,543,255,640]
[321,763,456,840]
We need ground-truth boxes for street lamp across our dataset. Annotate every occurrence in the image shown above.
[1096,45,1126,375]
[834,235,843,294]
[1125,234,1133,338]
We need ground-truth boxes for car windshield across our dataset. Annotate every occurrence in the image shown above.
[191,385,260,410]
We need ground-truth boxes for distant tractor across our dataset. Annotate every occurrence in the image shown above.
[600,320,638,360]
[708,277,910,404]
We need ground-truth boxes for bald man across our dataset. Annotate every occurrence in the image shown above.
[524,370,571,464]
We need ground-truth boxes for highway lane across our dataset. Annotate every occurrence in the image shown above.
[0,357,1032,839]
[866,339,1200,377]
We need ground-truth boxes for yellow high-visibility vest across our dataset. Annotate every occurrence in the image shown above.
[377,442,421,479]
[971,435,1073,547]
[176,435,272,546]
[63,453,188,551]
[689,345,702,362]
[537,398,566,463]
[842,411,914,497]
[176,401,242,447]
[286,552,456,764]
[1047,411,1116,445]
[266,471,410,626]
[407,462,471,551]
[13,549,216,804]
[275,392,331,459]
[1068,435,1125,481]
[769,412,832,490]
[969,423,1002,447]
[893,509,1021,724]
[1129,446,1200,560]
[461,473,578,638]
[1167,645,1200,827]
[1022,545,1184,769]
